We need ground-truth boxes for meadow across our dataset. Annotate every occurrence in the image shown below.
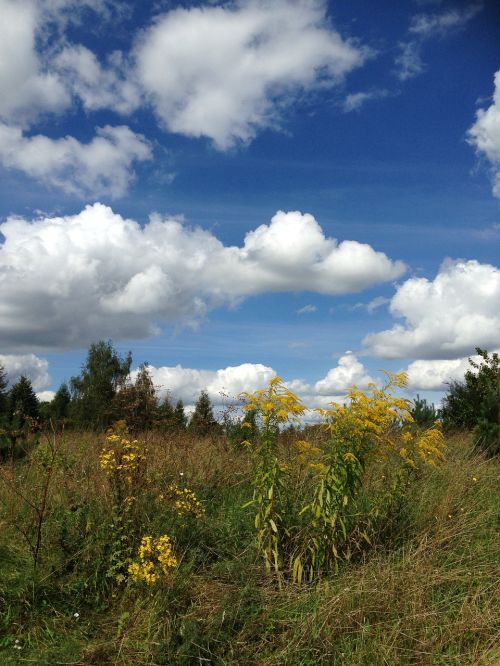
[0,377,499,665]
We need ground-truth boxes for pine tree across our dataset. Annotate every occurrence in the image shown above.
[173,399,187,431]
[70,340,132,430]
[410,395,437,428]
[8,375,39,427]
[51,383,71,422]
[189,390,218,436]
[157,394,176,431]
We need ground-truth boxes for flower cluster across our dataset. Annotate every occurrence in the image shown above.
[128,535,177,586]
[159,483,205,519]
[241,376,305,430]
[99,428,147,493]
[294,439,327,475]
[319,372,445,467]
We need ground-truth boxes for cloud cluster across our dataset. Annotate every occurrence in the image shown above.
[140,352,374,412]
[0,124,151,198]
[134,0,368,149]
[0,204,405,351]
[363,259,500,360]
[0,353,51,391]
[468,69,500,198]
[405,357,471,391]
[0,0,69,124]
[0,0,370,195]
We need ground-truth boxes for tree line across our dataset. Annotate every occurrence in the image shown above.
[1,342,498,456]
[0,340,221,440]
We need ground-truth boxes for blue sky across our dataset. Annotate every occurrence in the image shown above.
[0,0,499,409]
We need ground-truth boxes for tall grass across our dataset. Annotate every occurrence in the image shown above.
[0,428,498,665]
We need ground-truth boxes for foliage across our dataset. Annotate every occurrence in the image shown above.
[0,425,498,664]
[410,394,437,428]
[241,377,305,582]
[173,399,187,430]
[0,363,8,418]
[70,340,132,430]
[50,383,71,423]
[441,348,499,456]
[189,390,219,436]
[111,364,158,432]
[8,375,39,427]
[242,374,445,584]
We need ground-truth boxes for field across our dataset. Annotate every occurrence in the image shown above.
[0,418,499,666]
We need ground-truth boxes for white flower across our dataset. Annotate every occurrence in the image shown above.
[73,612,80,618]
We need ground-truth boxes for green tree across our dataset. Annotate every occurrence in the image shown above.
[173,399,187,431]
[441,348,499,456]
[0,363,8,419]
[70,340,132,430]
[410,395,437,429]
[189,390,218,436]
[157,394,176,431]
[8,375,40,427]
[51,383,72,422]
[112,363,158,432]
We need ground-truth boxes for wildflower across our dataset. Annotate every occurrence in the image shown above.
[128,534,177,586]
[472,476,478,482]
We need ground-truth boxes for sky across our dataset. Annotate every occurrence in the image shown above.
[0,0,499,412]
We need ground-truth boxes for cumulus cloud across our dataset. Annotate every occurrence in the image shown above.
[405,357,472,391]
[468,69,500,198]
[0,0,69,125]
[54,46,141,115]
[0,353,51,391]
[0,124,152,198]
[0,204,405,351]
[313,351,373,396]
[363,259,500,359]
[144,362,276,405]
[134,0,369,148]
[139,352,374,411]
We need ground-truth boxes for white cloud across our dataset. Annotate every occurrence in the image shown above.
[37,390,56,402]
[409,4,482,37]
[363,258,500,359]
[405,357,471,391]
[395,4,480,82]
[343,89,390,112]
[0,0,69,125]
[144,362,275,405]
[0,124,152,198]
[134,0,369,149]
[0,204,405,351]
[314,351,373,395]
[468,69,500,198]
[296,304,317,315]
[353,295,390,313]
[139,352,374,410]
[0,353,51,391]
[394,41,424,81]
[55,46,141,115]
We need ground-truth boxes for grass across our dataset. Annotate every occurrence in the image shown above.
[0,430,498,665]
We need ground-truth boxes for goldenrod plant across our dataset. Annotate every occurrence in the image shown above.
[241,377,305,582]
[128,535,178,586]
[243,373,446,583]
